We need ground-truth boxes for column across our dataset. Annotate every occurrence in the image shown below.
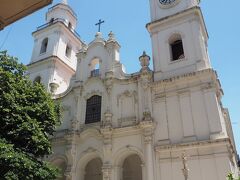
[102,165,112,180]
[64,133,77,180]
[101,126,113,180]
[145,138,154,180]
[141,121,155,180]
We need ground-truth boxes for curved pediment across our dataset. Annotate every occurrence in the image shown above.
[88,32,106,49]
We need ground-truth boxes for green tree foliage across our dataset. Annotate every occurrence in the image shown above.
[227,173,240,180]
[0,51,61,180]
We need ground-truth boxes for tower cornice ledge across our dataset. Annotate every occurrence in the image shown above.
[151,69,224,101]
[33,20,83,44]
[27,55,75,73]
[146,6,208,39]
[152,68,221,88]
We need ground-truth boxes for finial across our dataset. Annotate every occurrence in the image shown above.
[139,51,150,69]
[95,32,102,39]
[107,31,116,42]
[108,31,115,40]
[62,0,68,4]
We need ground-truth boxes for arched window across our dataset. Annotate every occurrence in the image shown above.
[85,95,102,124]
[122,154,142,180]
[33,76,41,84]
[90,58,100,77]
[65,44,72,58]
[169,34,185,61]
[40,38,48,54]
[84,158,103,180]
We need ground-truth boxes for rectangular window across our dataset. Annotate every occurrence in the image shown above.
[85,95,102,124]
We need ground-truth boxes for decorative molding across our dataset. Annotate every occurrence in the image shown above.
[84,90,102,100]
[104,72,114,94]
[102,164,112,180]
[102,110,113,128]
[117,90,138,106]
[83,147,97,154]
[154,92,166,102]
[118,116,137,128]
[151,69,218,89]
[155,138,231,153]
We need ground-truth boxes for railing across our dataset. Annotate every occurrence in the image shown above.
[48,3,77,18]
[36,18,81,39]
[91,69,100,77]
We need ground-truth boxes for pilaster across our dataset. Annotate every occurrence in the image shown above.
[139,51,153,117]
[140,119,155,180]
[64,132,78,180]
[101,114,114,180]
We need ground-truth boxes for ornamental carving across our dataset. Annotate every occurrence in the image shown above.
[83,147,97,154]
[102,165,112,180]
[118,116,137,128]
[104,72,114,94]
[84,90,102,100]
[117,90,138,106]
[102,110,113,128]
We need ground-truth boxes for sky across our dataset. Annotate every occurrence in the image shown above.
[0,0,239,152]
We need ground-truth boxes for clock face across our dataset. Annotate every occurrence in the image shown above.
[159,0,176,5]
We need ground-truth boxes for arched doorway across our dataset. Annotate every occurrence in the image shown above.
[84,158,103,180]
[122,154,142,180]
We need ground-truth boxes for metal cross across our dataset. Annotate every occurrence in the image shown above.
[95,19,105,32]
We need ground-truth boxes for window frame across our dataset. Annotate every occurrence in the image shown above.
[40,38,48,54]
[65,44,72,58]
[170,39,185,61]
[85,95,102,124]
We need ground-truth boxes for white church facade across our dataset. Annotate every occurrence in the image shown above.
[27,0,239,179]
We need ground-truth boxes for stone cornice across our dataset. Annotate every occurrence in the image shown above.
[155,138,231,153]
[151,69,222,95]
[152,69,214,86]
[27,55,76,73]
[52,81,79,99]
[32,21,83,45]
[53,74,139,100]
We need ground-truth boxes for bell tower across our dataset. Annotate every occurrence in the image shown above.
[28,0,83,94]
[147,0,211,80]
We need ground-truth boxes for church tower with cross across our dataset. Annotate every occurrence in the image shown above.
[26,0,239,179]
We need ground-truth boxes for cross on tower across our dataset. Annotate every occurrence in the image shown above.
[95,19,105,32]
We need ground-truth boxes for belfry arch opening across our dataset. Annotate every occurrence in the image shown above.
[84,158,103,180]
[90,58,100,77]
[122,154,142,180]
[169,34,185,61]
